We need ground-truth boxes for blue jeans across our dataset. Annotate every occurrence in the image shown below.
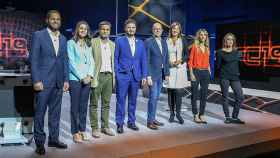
[147,78,162,123]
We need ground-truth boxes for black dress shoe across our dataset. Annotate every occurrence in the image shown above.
[176,114,184,124]
[117,125,124,134]
[169,114,175,123]
[35,145,45,155]
[153,120,164,126]
[48,141,67,149]
[147,123,158,130]
[127,124,139,131]
[224,118,232,124]
[231,118,245,124]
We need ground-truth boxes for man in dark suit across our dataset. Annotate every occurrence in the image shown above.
[30,10,69,155]
[114,19,147,134]
[145,23,170,130]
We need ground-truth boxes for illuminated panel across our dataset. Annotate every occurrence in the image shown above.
[0,10,44,70]
[239,32,280,68]
[0,33,28,58]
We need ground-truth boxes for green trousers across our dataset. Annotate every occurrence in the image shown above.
[90,73,113,130]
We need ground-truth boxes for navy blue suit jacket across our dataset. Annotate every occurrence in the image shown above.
[145,37,170,80]
[114,36,148,81]
[30,28,69,88]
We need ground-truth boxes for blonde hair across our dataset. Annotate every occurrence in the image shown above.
[222,32,237,50]
[194,28,209,48]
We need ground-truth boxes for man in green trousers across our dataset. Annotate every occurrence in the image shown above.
[90,21,115,137]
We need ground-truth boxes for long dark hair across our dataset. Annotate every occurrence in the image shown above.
[72,20,92,47]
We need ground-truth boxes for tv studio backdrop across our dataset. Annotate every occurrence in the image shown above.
[0,0,279,144]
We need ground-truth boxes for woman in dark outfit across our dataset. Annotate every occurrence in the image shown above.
[216,33,245,124]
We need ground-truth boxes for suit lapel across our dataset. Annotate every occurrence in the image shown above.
[124,37,133,58]
[161,38,167,58]
[96,38,102,66]
[134,39,139,58]
[44,29,57,57]
[152,37,162,57]
[57,35,64,56]
[109,40,114,64]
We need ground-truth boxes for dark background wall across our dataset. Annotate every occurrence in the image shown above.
[1,0,278,36]
[1,0,279,92]
[0,0,128,36]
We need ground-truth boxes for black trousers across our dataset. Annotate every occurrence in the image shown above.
[167,88,182,116]
[191,69,210,115]
[220,79,244,118]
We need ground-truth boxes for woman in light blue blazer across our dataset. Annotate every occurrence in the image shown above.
[67,20,94,143]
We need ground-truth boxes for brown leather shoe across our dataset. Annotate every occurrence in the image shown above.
[73,133,82,143]
[153,120,164,126]
[147,123,158,130]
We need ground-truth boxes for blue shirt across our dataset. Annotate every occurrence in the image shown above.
[67,39,95,81]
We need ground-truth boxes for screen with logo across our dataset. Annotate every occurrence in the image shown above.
[0,10,44,73]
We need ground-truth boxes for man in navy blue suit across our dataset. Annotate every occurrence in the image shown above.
[30,10,69,155]
[114,19,147,134]
[145,23,170,130]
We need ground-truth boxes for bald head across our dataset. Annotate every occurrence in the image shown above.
[152,22,163,38]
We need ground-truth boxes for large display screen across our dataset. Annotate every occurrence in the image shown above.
[0,10,44,72]
[216,22,280,92]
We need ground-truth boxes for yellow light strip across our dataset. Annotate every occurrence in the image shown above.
[129,0,170,28]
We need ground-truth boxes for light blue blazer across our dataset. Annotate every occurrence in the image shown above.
[67,39,95,81]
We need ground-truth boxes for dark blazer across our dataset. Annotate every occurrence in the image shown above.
[144,37,170,80]
[30,28,69,88]
[114,36,148,81]
[181,36,189,63]
[173,36,189,66]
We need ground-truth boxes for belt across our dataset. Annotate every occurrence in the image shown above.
[194,68,208,70]
[100,71,112,75]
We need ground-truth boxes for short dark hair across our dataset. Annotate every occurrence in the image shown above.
[46,10,61,19]
[99,21,111,29]
[124,18,136,27]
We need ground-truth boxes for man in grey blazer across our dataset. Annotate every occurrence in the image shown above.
[144,23,170,130]
[90,21,115,137]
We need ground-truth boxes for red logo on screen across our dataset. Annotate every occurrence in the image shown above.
[239,32,280,68]
[0,32,28,58]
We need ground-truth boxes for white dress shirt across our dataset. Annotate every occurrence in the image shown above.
[100,41,112,72]
[127,37,136,56]
[47,28,60,56]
